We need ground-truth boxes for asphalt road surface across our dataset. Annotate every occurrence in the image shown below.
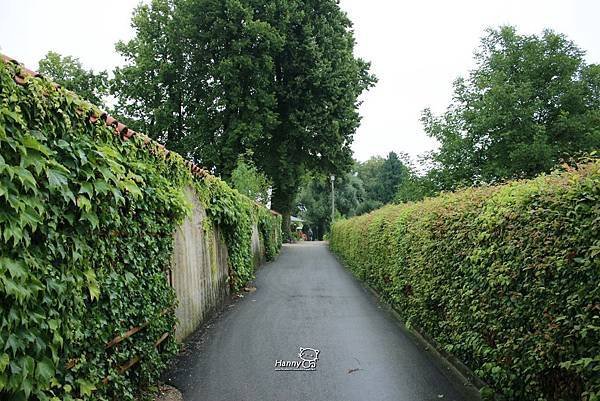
[166,242,471,401]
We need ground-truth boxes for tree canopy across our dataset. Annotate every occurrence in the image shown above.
[422,26,600,190]
[35,22,600,223]
[229,157,271,206]
[112,0,376,230]
[111,0,188,154]
[38,51,108,107]
[355,151,412,206]
[294,151,417,237]
[295,172,365,240]
[355,156,384,207]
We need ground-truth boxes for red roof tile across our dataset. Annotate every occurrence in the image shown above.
[1,54,284,214]
[0,53,210,179]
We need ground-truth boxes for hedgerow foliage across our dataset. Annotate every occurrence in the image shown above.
[330,162,600,401]
[259,209,283,261]
[194,175,282,290]
[0,60,281,400]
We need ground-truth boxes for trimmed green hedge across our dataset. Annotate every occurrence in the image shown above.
[331,162,599,401]
[0,60,281,400]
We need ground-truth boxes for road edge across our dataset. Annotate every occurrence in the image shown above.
[329,249,487,401]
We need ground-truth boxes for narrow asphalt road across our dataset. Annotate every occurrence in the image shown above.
[166,242,470,401]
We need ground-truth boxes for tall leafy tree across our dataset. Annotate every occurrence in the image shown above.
[423,26,600,190]
[379,151,410,203]
[355,156,385,207]
[296,173,365,240]
[111,0,189,155]
[355,152,411,206]
[179,0,283,175]
[394,170,435,204]
[229,156,271,205]
[38,51,108,106]
[251,0,375,230]
[113,0,375,232]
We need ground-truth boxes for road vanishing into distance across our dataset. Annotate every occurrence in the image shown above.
[166,242,472,401]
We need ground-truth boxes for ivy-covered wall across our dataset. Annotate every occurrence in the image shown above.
[331,162,599,401]
[170,185,276,341]
[0,58,281,400]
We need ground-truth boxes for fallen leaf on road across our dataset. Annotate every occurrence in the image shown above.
[244,286,257,292]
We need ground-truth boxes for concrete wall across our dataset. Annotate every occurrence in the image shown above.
[251,225,266,269]
[171,186,265,341]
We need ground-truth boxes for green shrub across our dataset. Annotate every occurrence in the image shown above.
[0,60,280,400]
[331,162,600,401]
[194,175,281,291]
[257,208,282,262]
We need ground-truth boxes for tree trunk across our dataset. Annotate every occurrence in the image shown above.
[281,212,291,240]
[271,180,295,241]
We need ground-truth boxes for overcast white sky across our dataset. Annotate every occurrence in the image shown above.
[1,0,599,161]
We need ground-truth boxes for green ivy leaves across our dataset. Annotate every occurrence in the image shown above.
[1,59,281,401]
[0,60,184,400]
[0,354,9,375]
[46,166,69,191]
[35,357,55,382]
[194,175,281,292]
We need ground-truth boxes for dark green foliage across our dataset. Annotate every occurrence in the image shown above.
[379,152,410,203]
[229,157,271,205]
[256,0,376,222]
[331,162,600,401]
[355,156,385,204]
[110,0,187,154]
[355,152,414,208]
[113,0,375,226]
[394,171,436,204]
[257,209,283,261]
[295,173,365,239]
[195,175,282,290]
[0,60,281,400]
[353,198,383,216]
[295,152,420,232]
[295,177,332,239]
[38,51,108,107]
[423,26,600,191]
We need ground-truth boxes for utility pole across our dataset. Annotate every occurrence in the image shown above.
[330,175,335,226]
